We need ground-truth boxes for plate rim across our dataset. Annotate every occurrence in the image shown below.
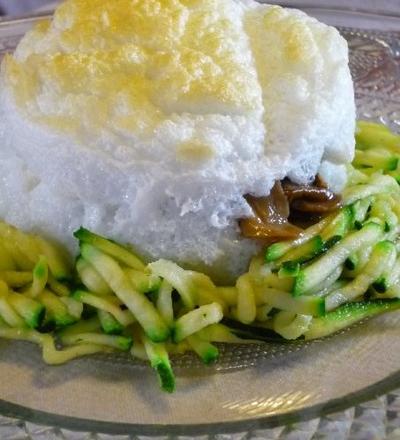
[2,4,400,21]
[0,367,399,435]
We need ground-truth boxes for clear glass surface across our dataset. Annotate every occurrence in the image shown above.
[0,9,399,437]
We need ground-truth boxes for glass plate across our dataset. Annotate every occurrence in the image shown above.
[0,8,399,437]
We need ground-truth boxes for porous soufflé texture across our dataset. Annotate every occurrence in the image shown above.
[0,0,355,281]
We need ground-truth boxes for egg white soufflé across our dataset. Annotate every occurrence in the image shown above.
[0,0,355,281]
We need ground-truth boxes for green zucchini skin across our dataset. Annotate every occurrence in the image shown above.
[305,299,400,340]
[293,222,382,297]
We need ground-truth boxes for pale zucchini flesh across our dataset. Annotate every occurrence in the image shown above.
[187,334,219,365]
[325,241,396,311]
[7,292,45,329]
[173,303,223,343]
[76,257,112,295]
[74,228,145,271]
[80,244,169,342]
[293,223,382,296]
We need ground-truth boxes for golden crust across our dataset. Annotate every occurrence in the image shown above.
[4,0,261,136]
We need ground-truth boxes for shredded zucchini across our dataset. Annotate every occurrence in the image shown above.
[0,121,399,393]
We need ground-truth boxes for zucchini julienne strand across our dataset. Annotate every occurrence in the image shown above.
[141,332,176,393]
[0,121,400,394]
[2,240,34,271]
[356,121,400,152]
[72,290,135,327]
[59,332,133,351]
[370,197,398,232]
[351,197,373,226]
[34,236,72,281]
[130,339,148,361]
[76,257,112,296]
[236,273,256,324]
[197,323,251,344]
[156,280,174,327]
[265,214,334,262]
[262,272,293,292]
[266,207,352,267]
[276,235,323,266]
[0,315,6,327]
[148,259,195,309]
[293,222,383,297]
[173,303,223,343]
[256,304,273,322]
[187,271,226,309]
[0,223,71,280]
[379,284,400,299]
[255,287,325,317]
[343,246,372,278]
[167,340,191,356]
[248,255,277,291]
[30,255,48,298]
[124,268,161,294]
[59,297,83,320]
[47,274,71,297]
[0,327,111,365]
[57,317,102,337]
[0,243,16,271]
[306,265,343,296]
[97,310,124,335]
[325,240,397,311]
[74,227,145,271]
[216,286,238,307]
[344,254,358,271]
[373,256,400,294]
[80,244,170,343]
[187,333,219,365]
[0,271,32,288]
[278,261,300,278]
[305,299,400,340]
[0,281,25,327]
[273,311,312,340]
[343,174,398,205]
[353,149,398,171]
[319,206,354,241]
[37,289,77,328]
[0,222,39,268]
[224,298,400,343]
[7,291,45,329]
